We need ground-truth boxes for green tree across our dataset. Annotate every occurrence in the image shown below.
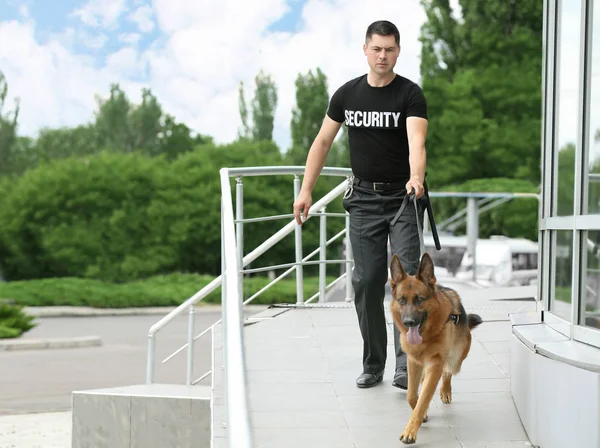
[93,83,204,159]
[0,151,178,282]
[0,71,20,177]
[251,70,278,142]
[287,68,330,164]
[94,84,132,152]
[8,136,38,175]
[286,67,348,168]
[129,87,164,154]
[35,125,100,162]
[237,81,252,140]
[419,0,543,187]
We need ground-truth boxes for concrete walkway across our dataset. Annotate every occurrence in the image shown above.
[213,283,537,447]
[1,284,537,447]
[0,411,71,448]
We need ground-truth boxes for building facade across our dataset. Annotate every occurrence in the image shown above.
[539,0,600,348]
[510,0,600,446]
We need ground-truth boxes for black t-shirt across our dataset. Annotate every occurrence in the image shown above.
[327,74,428,182]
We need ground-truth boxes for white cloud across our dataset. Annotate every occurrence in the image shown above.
[0,20,144,135]
[119,32,141,45]
[0,0,430,153]
[81,32,109,49]
[71,0,127,28]
[129,5,155,33]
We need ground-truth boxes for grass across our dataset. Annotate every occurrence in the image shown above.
[0,273,339,308]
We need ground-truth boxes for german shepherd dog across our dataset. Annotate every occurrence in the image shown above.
[389,253,483,444]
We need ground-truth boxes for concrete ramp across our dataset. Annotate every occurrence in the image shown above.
[212,286,536,447]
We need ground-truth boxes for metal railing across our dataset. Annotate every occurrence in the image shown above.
[144,166,354,446]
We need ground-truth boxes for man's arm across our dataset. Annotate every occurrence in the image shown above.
[293,115,342,224]
[405,116,428,198]
[300,115,342,194]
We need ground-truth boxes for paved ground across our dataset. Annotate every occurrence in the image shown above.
[0,306,267,448]
[0,306,266,416]
[0,411,71,448]
[0,282,537,448]
[212,282,537,447]
[0,313,215,415]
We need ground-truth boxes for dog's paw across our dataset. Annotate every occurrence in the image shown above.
[399,425,418,444]
[422,413,428,423]
[440,389,452,404]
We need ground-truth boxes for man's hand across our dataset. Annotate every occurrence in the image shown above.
[293,190,312,225]
[405,176,424,199]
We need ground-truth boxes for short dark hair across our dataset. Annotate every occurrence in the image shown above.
[365,20,400,46]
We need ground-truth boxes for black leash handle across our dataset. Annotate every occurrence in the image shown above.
[390,187,442,251]
[423,195,442,250]
[423,179,442,251]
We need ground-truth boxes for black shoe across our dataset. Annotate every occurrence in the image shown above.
[392,366,408,389]
[356,371,384,388]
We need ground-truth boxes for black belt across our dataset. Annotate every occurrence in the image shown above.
[352,177,407,191]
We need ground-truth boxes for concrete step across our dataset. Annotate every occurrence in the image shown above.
[72,383,210,448]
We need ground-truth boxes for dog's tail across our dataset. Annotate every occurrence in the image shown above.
[467,313,483,330]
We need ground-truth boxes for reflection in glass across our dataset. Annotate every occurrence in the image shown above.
[553,230,573,322]
[583,231,600,330]
[586,0,600,214]
[555,0,582,216]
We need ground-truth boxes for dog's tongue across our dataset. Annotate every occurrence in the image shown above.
[407,326,423,345]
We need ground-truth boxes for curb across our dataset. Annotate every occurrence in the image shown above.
[0,335,102,351]
[22,304,268,318]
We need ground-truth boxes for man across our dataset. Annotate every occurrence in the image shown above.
[293,20,428,389]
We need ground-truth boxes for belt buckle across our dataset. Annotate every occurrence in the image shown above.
[373,182,384,191]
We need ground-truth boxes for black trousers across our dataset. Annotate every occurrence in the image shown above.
[342,182,424,375]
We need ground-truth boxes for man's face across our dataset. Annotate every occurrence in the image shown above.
[363,34,400,75]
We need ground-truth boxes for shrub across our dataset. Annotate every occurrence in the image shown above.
[0,275,338,308]
[0,302,36,339]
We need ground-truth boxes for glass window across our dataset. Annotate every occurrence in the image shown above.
[585,0,600,215]
[554,0,583,216]
[552,230,574,322]
[582,230,600,330]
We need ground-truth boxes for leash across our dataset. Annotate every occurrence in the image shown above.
[391,188,442,253]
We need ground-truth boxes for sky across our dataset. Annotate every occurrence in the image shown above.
[0,0,431,152]
[0,0,593,157]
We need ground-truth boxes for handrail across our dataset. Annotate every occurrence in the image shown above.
[145,171,352,385]
[219,167,253,447]
[240,179,348,267]
[225,166,351,177]
[160,226,348,365]
[146,177,348,337]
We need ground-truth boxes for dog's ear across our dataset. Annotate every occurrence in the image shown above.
[389,254,407,288]
[417,252,436,287]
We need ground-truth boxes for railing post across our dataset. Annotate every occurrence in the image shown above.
[221,198,228,400]
[345,211,354,302]
[467,197,478,282]
[146,334,155,384]
[294,175,304,304]
[186,305,195,385]
[236,177,244,300]
[319,207,327,303]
